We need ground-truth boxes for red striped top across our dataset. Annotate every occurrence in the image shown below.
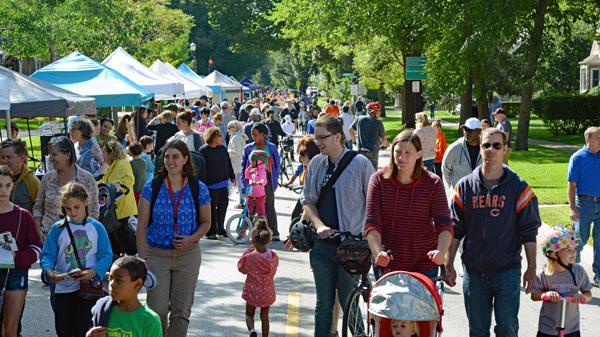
[365,169,453,273]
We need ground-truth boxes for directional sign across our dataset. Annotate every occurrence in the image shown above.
[405,56,427,80]
[342,72,354,78]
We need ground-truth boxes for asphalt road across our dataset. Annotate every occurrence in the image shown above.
[21,144,599,337]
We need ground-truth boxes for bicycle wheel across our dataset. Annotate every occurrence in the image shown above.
[279,155,291,184]
[225,214,253,244]
[341,286,373,337]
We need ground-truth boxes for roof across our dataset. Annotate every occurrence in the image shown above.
[200,70,243,90]
[0,65,96,118]
[150,60,211,98]
[580,40,600,65]
[32,51,153,107]
[102,47,185,100]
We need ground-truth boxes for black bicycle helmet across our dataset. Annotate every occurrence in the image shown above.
[289,219,317,252]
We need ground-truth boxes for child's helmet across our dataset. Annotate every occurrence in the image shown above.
[540,226,580,256]
[250,150,269,166]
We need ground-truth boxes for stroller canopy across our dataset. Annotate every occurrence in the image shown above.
[368,271,442,322]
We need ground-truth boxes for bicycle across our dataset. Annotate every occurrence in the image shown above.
[225,186,254,244]
[282,183,303,195]
[278,137,294,185]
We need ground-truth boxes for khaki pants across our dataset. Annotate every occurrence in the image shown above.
[146,244,202,337]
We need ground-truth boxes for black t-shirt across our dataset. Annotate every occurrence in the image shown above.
[199,144,235,185]
[265,120,285,146]
[467,143,480,170]
[317,160,339,230]
[280,108,298,120]
[147,123,178,153]
[355,100,365,112]
[239,110,249,122]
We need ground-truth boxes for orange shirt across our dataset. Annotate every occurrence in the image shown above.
[435,130,447,163]
[324,105,340,116]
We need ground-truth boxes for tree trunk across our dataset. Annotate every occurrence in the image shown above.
[474,64,489,120]
[48,40,57,62]
[378,84,386,117]
[516,0,547,151]
[402,82,416,129]
[460,66,473,127]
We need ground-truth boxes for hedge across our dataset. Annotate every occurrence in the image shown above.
[501,102,520,117]
[532,94,600,135]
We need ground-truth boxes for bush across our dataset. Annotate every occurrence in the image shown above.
[501,102,520,117]
[532,94,600,135]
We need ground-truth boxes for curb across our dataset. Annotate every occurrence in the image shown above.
[540,222,594,267]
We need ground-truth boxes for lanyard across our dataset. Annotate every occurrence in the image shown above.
[166,176,186,233]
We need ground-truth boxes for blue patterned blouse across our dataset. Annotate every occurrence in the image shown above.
[141,179,211,249]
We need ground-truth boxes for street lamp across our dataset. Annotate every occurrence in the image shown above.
[189,42,197,74]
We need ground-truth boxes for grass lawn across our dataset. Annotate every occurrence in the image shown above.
[381,118,570,205]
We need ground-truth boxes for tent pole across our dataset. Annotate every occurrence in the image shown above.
[6,107,11,140]
[26,118,35,161]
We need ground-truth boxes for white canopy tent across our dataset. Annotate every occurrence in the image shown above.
[150,60,211,99]
[102,47,185,100]
[0,75,10,137]
[199,70,243,101]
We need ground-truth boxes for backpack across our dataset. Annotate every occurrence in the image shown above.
[192,132,202,152]
[148,175,202,226]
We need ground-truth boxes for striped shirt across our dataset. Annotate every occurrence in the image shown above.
[365,169,453,273]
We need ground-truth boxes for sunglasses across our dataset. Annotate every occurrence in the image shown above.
[481,142,505,150]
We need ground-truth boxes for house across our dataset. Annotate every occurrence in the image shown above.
[579,40,600,93]
[0,49,43,75]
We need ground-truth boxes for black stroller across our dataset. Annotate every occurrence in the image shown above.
[98,183,137,260]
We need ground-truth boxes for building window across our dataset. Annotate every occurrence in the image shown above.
[581,68,587,92]
[592,69,600,88]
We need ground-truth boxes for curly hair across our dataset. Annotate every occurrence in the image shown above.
[102,140,127,161]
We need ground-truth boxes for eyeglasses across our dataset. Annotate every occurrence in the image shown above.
[481,142,505,150]
[315,133,334,141]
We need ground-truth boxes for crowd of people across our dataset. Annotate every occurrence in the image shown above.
[0,89,597,337]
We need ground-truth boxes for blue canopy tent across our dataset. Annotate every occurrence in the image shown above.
[178,63,205,81]
[240,77,261,90]
[32,51,153,107]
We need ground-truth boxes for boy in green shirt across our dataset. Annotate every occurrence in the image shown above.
[87,256,161,337]
[127,142,147,204]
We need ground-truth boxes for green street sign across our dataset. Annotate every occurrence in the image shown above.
[406,65,425,72]
[342,72,354,78]
[406,56,426,66]
[406,71,427,80]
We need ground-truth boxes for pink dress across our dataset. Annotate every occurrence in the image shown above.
[238,247,279,307]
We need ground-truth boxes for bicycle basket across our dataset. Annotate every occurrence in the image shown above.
[336,238,372,275]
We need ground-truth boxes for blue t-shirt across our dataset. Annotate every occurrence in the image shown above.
[307,120,316,135]
[140,152,155,183]
[141,179,211,249]
[568,146,600,197]
[294,165,304,177]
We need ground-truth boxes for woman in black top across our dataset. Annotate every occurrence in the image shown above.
[147,111,179,153]
[199,127,236,239]
[265,109,286,147]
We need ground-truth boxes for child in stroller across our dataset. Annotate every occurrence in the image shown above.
[368,271,444,337]
[98,183,137,260]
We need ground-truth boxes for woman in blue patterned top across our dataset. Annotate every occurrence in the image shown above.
[69,119,105,179]
[136,139,211,336]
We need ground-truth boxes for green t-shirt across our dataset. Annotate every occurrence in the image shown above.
[129,158,147,193]
[107,304,162,337]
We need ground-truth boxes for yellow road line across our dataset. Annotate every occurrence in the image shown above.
[285,292,300,337]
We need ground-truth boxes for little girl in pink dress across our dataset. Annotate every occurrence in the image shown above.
[238,218,278,337]
[244,150,268,219]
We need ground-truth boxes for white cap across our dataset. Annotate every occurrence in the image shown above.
[462,117,482,130]
[284,115,292,122]
[250,108,261,116]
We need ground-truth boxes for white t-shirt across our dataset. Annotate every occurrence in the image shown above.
[282,121,295,136]
[341,112,354,139]
[169,130,204,152]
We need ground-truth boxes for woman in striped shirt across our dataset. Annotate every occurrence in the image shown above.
[365,129,454,279]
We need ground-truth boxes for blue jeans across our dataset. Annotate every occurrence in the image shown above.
[423,159,435,172]
[463,267,520,337]
[310,240,360,337]
[575,197,600,280]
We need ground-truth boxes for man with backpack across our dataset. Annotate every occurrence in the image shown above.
[301,115,374,337]
[170,111,205,153]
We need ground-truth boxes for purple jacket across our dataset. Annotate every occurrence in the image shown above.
[241,141,280,191]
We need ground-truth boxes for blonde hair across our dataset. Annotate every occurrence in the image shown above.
[415,112,430,127]
[159,111,173,122]
[59,182,89,226]
[102,140,127,161]
[203,127,223,145]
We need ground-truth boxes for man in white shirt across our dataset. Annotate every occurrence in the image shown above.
[282,115,296,136]
[169,111,204,152]
[340,105,354,149]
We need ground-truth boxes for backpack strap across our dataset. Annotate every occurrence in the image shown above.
[316,150,358,208]
[193,133,202,152]
[188,177,201,226]
[148,176,164,226]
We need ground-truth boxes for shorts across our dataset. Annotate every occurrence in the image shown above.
[0,269,28,291]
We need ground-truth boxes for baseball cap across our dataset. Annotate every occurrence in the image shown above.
[462,117,482,130]
[250,108,261,116]
[493,108,506,115]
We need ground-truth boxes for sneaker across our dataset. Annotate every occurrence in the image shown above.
[272,235,280,241]
[207,234,218,240]
[218,230,228,237]
[249,330,257,337]
[593,278,600,288]
[234,203,244,209]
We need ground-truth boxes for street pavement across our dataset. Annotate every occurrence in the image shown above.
[22,139,599,337]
